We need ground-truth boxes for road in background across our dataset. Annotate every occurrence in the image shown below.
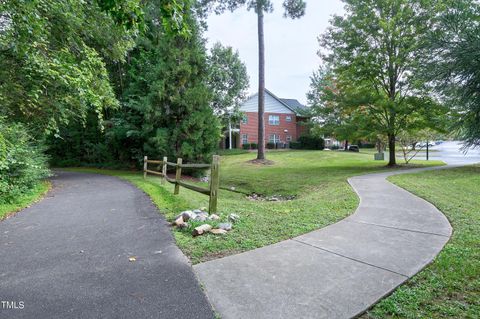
[411,141,480,165]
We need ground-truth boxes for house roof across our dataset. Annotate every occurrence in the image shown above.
[279,98,308,115]
[263,89,310,116]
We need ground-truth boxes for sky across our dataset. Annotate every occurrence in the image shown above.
[205,0,345,104]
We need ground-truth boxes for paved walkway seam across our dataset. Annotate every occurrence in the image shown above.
[343,219,451,238]
[291,238,410,278]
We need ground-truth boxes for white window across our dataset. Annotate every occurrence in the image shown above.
[286,135,292,142]
[242,134,248,144]
[268,115,280,125]
[241,115,248,124]
[286,115,292,122]
[269,134,280,143]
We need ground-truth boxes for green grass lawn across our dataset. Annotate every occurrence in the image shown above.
[0,181,51,220]
[364,165,480,319]
[67,150,442,264]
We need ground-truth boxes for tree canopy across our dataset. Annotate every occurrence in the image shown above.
[0,0,135,135]
[207,42,249,126]
[47,0,222,165]
[424,0,480,148]
[318,0,448,165]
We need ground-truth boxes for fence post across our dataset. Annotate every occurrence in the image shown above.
[174,158,182,195]
[208,155,220,214]
[143,156,148,179]
[162,156,167,185]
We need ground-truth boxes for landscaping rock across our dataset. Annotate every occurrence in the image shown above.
[193,211,209,222]
[175,210,196,222]
[182,211,196,222]
[208,214,220,221]
[210,229,227,235]
[193,224,212,236]
[228,214,240,223]
[247,193,260,200]
[174,216,186,227]
[218,223,233,231]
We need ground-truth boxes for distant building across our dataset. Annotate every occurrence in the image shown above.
[224,89,310,149]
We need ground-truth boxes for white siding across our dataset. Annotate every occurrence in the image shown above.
[240,92,293,114]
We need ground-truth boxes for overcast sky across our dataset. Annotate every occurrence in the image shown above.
[205,0,345,104]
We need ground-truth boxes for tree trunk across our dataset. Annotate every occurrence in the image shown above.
[256,7,266,160]
[388,133,396,166]
[344,140,349,151]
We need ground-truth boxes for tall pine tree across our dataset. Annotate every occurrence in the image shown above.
[119,0,220,163]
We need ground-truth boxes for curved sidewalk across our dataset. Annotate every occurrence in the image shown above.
[0,171,213,319]
[194,167,453,319]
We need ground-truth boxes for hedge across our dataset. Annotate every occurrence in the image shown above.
[290,135,325,150]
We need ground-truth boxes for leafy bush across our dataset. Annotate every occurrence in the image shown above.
[250,143,258,149]
[266,142,276,149]
[242,143,251,150]
[289,142,301,149]
[0,119,50,204]
[358,142,375,148]
[294,135,325,150]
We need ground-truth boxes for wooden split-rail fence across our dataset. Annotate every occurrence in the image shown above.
[143,155,220,213]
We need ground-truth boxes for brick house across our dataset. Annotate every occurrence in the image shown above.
[229,89,309,148]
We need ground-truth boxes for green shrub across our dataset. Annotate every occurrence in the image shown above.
[242,143,251,150]
[358,142,375,148]
[250,143,258,149]
[266,142,275,149]
[295,135,325,150]
[289,142,301,149]
[0,119,50,204]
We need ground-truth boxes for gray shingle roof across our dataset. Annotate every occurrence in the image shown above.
[279,98,308,115]
[244,89,310,116]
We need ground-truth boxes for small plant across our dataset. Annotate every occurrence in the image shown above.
[242,143,251,150]
[266,142,275,149]
[250,143,258,149]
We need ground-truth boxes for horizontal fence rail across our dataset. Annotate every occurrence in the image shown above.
[143,155,220,213]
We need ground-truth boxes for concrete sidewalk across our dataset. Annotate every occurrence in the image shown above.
[194,167,452,319]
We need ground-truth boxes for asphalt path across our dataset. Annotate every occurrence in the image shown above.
[0,171,214,319]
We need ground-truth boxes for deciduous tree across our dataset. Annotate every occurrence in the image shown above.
[0,0,140,135]
[424,0,480,148]
[207,42,249,126]
[320,0,440,166]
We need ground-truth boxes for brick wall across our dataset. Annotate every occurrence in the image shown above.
[239,112,299,146]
